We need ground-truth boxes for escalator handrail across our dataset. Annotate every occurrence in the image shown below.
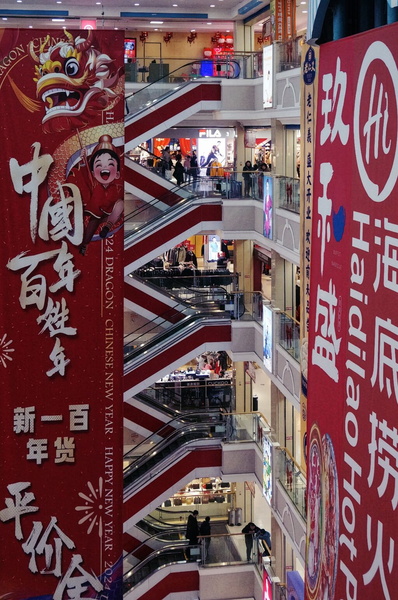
[123,296,230,350]
[123,409,222,463]
[125,59,241,117]
[124,527,187,566]
[123,421,225,489]
[123,311,230,368]
[124,188,221,248]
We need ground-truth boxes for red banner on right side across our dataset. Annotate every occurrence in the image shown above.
[306,24,398,600]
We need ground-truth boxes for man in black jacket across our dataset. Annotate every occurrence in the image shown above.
[242,522,260,561]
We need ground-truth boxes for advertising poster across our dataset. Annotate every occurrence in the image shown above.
[263,175,273,239]
[263,304,273,372]
[198,137,226,173]
[0,29,124,598]
[306,24,398,600]
[262,45,273,108]
[263,436,273,505]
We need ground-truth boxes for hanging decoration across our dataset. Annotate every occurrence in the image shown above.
[211,32,234,49]
[139,31,148,43]
[187,31,197,44]
[257,35,265,45]
[163,32,173,44]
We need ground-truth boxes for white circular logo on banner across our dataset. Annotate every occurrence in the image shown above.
[354,41,398,202]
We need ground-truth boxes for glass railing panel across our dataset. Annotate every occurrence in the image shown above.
[276,311,300,362]
[275,37,303,73]
[200,532,266,566]
[225,412,270,445]
[276,175,300,213]
[275,447,307,520]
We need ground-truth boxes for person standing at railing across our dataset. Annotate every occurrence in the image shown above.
[242,522,260,561]
[186,510,200,560]
[242,160,256,197]
[199,516,211,559]
[173,154,185,186]
[189,151,199,191]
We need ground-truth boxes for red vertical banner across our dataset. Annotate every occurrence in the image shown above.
[306,24,398,600]
[0,29,124,598]
[283,0,296,41]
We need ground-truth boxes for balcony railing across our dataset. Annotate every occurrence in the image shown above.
[275,447,306,520]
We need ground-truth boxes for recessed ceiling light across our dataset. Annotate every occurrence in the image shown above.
[16,1,22,3]
[300,1,306,3]
[56,1,62,3]
[154,28,158,30]
[2,17,7,20]
[210,4,215,6]
[302,9,308,12]
[52,18,65,22]
[114,27,118,29]
[29,25,32,28]
[191,29,196,32]
[150,20,163,24]
[207,22,212,25]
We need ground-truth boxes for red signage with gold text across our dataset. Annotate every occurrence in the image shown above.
[0,29,124,598]
[306,24,398,600]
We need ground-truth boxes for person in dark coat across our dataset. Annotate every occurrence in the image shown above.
[186,510,199,558]
[173,154,185,185]
[242,522,260,561]
[199,515,211,558]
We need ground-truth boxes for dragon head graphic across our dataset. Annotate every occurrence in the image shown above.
[29,30,122,133]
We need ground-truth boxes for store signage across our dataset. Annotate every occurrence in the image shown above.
[80,19,97,29]
[0,29,124,598]
[199,129,224,138]
[306,23,398,600]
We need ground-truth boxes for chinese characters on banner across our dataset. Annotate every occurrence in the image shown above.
[0,29,124,598]
[306,24,398,600]
[300,43,318,474]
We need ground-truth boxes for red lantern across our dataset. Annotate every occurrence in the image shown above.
[163,32,173,44]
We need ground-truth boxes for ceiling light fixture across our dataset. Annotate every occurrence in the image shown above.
[52,18,65,22]
[150,20,164,24]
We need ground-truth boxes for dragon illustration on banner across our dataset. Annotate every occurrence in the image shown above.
[29,29,123,133]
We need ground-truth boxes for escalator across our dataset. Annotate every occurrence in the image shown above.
[124,193,223,272]
[123,310,231,397]
[123,418,224,527]
[124,59,243,148]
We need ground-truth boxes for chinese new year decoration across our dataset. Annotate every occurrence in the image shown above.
[163,32,173,44]
[139,31,148,43]
[187,32,197,44]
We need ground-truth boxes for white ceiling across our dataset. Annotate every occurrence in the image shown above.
[0,0,308,32]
